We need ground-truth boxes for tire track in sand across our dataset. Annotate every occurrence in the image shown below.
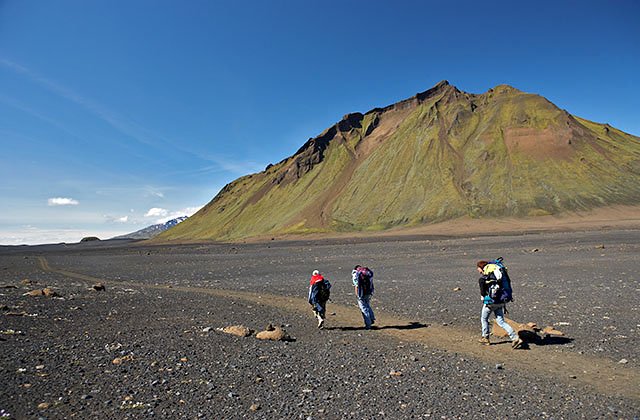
[38,257,639,401]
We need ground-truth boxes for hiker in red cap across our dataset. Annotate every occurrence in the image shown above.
[308,270,331,329]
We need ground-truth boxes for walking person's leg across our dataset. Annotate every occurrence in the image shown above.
[358,295,373,328]
[363,295,374,326]
[369,298,375,324]
[317,300,326,328]
[494,305,523,348]
[480,305,491,340]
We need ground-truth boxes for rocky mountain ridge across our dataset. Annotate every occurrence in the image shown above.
[159,81,640,241]
[114,216,188,240]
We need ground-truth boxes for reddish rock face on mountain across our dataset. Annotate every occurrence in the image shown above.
[160,81,640,241]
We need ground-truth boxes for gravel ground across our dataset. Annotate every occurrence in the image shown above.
[1,229,639,418]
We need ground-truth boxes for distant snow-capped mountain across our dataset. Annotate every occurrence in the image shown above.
[113,216,188,240]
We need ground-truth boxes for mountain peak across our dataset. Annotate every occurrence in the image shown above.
[415,80,452,101]
[487,84,522,95]
[158,83,640,242]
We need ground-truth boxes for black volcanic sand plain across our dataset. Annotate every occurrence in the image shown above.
[1,229,638,418]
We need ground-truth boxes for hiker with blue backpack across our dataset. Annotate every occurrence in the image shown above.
[352,265,375,329]
[477,258,523,349]
[308,270,331,329]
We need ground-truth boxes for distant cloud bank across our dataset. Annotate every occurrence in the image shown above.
[144,207,168,217]
[47,197,79,206]
[145,205,203,224]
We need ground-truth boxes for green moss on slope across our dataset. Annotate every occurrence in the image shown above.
[159,82,640,242]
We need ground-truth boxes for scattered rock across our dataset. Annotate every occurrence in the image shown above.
[531,248,539,253]
[1,329,24,335]
[5,311,28,317]
[24,287,59,297]
[37,402,50,410]
[202,327,213,333]
[495,364,503,370]
[256,325,294,341]
[249,403,260,411]
[92,283,106,291]
[112,355,134,365]
[453,287,462,291]
[389,370,403,376]
[618,359,628,364]
[596,244,605,249]
[542,326,565,336]
[21,278,35,285]
[220,325,253,337]
[493,317,566,345]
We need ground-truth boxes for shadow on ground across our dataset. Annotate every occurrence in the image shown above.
[325,321,429,332]
[493,333,574,349]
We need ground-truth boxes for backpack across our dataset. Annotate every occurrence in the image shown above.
[484,257,513,304]
[316,279,331,302]
[356,267,374,296]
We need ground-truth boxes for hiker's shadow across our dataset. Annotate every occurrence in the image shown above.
[325,321,428,332]
[521,330,574,347]
[495,331,574,349]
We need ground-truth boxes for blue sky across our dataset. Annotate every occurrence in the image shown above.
[1,0,639,245]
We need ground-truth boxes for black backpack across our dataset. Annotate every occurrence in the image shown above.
[316,279,331,302]
[356,267,374,296]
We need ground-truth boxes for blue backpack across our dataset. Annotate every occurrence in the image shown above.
[484,257,513,304]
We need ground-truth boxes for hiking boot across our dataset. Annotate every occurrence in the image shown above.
[317,318,324,329]
[478,337,490,346]
[511,338,524,349]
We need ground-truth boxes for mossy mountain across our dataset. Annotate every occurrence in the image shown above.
[160,81,640,241]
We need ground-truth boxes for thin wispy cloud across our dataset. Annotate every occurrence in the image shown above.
[48,197,79,206]
[0,58,159,148]
[104,214,131,224]
[0,94,83,141]
[1,58,259,177]
[162,158,263,179]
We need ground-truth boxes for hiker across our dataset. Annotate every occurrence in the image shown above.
[477,259,523,349]
[308,270,331,329]
[352,265,375,329]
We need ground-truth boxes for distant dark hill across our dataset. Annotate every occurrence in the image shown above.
[114,216,188,240]
[159,81,640,242]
